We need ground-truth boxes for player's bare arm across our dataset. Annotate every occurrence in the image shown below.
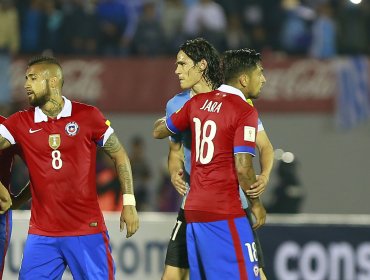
[0,181,12,214]
[247,130,274,198]
[102,133,139,238]
[235,153,266,229]
[153,119,173,139]
[168,141,187,196]
[0,135,11,150]
[11,181,32,210]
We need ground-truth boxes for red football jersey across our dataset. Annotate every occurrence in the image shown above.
[167,89,259,223]
[0,98,113,236]
[0,115,13,192]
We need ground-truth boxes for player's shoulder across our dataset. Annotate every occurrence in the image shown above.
[167,90,190,105]
[0,115,5,123]
[71,100,101,114]
[167,90,191,112]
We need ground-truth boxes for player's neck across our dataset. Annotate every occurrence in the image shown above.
[41,96,64,118]
[191,81,213,96]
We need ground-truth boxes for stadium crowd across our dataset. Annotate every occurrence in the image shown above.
[0,0,369,58]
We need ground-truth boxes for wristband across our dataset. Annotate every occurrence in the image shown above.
[123,194,136,206]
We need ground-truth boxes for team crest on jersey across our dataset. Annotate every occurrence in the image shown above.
[65,121,79,136]
[253,264,259,276]
[49,134,61,150]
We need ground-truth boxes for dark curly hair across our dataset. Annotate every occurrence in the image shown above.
[222,48,261,84]
[179,38,223,90]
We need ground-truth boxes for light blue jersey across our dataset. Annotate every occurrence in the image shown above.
[166,89,265,209]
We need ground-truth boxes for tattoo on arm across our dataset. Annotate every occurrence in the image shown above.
[117,163,133,194]
[102,133,122,157]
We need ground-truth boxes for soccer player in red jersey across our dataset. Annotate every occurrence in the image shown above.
[0,115,13,279]
[0,56,139,279]
[154,48,266,279]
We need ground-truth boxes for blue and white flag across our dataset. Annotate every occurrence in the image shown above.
[336,56,370,129]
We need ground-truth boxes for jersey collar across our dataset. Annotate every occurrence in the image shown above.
[34,96,72,123]
[217,84,247,101]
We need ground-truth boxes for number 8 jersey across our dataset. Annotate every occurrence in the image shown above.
[166,87,259,223]
[0,97,113,236]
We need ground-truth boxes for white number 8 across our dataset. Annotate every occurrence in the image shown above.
[51,150,63,170]
[193,117,217,164]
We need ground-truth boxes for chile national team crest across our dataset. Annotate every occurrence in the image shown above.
[65,121,79,136]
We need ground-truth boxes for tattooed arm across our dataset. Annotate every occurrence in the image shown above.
[234,153,266,229]
[102,133,139,238]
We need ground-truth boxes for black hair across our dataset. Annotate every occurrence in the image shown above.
[179,38,223,90]
[222,48,261,84]
[28,55,62,68]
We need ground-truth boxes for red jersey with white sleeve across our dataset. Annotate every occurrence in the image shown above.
[0,115,13,192]
[166,88,259,223]
[0,97,114,236]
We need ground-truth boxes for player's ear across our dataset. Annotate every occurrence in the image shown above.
[49,77,57,88]
[239,74,249,88]
[198,59,208,71]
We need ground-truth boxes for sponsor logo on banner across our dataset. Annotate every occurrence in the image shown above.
[49,134,61,150]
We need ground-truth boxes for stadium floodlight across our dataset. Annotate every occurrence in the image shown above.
[349,0,362,4]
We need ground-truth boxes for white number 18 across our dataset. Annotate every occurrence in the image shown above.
[193,117,217,164]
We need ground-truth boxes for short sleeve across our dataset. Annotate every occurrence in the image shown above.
[89,107,114,147]
[0,113,21,145]
[233,108,258,156]
[166,99,182,143]
[165,100,191,135]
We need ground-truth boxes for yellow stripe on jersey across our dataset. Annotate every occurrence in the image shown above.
[105,120,111,126]
[246,99,254,107]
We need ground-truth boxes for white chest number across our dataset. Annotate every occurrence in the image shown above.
[51,150,63,170]
[193,117,217,164]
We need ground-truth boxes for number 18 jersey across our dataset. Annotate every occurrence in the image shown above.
[166,88,259,223]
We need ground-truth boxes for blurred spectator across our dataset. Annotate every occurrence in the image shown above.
[0,0,19,55]
[41,0,64,54]
[96,0,137,56]
[336,0,369,55]
[309,2,336,59]
[131,0,166,56]
[183,0,227,51]
[0,0,18,114]
[161,0,186,54]
[129,136,152,211]
[61,0,100,55]
[225,14,250,50]
[280,0,315,55]
[267,151,305,214]
[242,1,267,51]
[20,0,44,53]
[156,158,181,212]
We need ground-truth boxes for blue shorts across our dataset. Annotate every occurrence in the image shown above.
[187,217,260,280]
[0,210,12,278]
[19,231,115,280]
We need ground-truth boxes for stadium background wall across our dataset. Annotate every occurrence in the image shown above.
[5,212,370,280]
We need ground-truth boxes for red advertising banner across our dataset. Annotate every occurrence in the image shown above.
[11,55,340,113]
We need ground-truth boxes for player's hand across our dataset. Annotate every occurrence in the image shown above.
[171,169,187,196]
[260,268,267,280]
[250,199,266,230]
[0,197,12,214]
[120,205,139,238]
[246,174,269,198]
